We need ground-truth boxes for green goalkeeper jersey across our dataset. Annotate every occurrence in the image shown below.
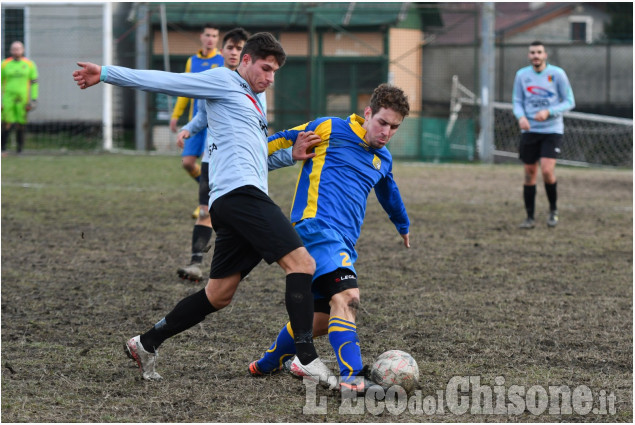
[1,57,39,101]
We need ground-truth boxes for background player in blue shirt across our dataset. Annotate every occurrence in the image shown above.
[174,27,250,283]
[513,41,575,228]
[249,84,411,395]
[170,23,223,218]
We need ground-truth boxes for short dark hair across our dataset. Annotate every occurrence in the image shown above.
[202,23,219,32]
[530,40,544,48]
[369,84,410,118]
[240,32,286,68]
[223,27,250,47]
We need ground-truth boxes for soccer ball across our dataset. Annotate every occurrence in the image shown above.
[370,350,420,394]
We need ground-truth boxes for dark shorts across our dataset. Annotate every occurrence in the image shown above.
[198,162,210,206]
[208,185,304,279]
[519,133,562,164]
[312,267,359,301]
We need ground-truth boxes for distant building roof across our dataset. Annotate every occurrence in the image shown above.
[426,2,578,44]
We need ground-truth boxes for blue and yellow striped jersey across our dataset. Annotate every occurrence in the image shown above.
[268,114,410,244]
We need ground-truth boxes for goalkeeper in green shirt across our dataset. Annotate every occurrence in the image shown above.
[2,41,39,155]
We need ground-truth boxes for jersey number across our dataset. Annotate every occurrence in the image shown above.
[339,252,351,267]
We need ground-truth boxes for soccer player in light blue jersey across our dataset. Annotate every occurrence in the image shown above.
[513,41,575,229]
[249,84,411,396]
[73,33,332,386]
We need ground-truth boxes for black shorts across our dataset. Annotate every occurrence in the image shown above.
[208,185,304,279]
[518,133,562,164]
[312,267,359,300]
[198,162,210,206]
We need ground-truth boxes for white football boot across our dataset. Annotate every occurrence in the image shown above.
[125,335,162,380]
[289,356,338,390]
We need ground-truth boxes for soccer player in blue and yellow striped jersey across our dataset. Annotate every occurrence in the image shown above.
[250,84,411,394]
[170,23,223,215]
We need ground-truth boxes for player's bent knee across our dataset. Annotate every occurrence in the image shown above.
[282,248,316,275]
[331,288,361,314]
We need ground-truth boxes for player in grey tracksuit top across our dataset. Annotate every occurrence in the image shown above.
[512,41,575,229]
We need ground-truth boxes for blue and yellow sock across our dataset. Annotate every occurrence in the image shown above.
[189,164,201,182]
[328,316,363,384]
[256,322,296,373]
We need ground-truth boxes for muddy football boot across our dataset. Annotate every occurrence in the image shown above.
[547,210,558,227]
[289,356,338,389]
[177,262,204,282]
[248,360,282,376]
[519,218,535,229]
[125,335,162,380]
[339,366,385,398]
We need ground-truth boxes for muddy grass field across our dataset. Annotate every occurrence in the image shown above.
[1,153,632,422]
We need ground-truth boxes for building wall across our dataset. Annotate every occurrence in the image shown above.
[389,28,422,113]
[25,4,105,122]
[502,6,609,43]
[421,43,633,115]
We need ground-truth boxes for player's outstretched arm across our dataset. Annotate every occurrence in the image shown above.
[73,62,102,89]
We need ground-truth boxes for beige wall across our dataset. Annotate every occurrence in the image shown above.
[153,30,201,55]
[321,32,384,56]
[389,28,422,113]
[155,30,386,57]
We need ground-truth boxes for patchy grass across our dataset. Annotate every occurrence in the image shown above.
[1,154,632,422]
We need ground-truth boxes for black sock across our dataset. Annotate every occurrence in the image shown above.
[285,273,318,365]
[16,127,24,153]
[140,289,217,352]
[191,224,213,263]
[545,182,557,212]
[1,128,8,152]
[523,185,536,219]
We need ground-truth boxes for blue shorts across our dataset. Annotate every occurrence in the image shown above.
[294,218,357,282]
[182,129,206,157]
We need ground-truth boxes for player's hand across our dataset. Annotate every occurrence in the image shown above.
[401,233,410,248]
[518,116,530,131]
[73,62,102,89]
[292,131,321,161]
[176,129,190,149]
[26,100,36,112]
[170,118,179,133]
[534,109,549,122]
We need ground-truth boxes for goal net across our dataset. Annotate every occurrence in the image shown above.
[447,75,633,167]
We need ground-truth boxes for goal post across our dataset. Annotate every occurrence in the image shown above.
[103,1,113,151]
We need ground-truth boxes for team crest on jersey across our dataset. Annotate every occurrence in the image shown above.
[372,155,381,170]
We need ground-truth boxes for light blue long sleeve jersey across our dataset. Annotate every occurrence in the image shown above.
[185,98,295,170]
[512,63,575,134]
[101,66,274,204]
